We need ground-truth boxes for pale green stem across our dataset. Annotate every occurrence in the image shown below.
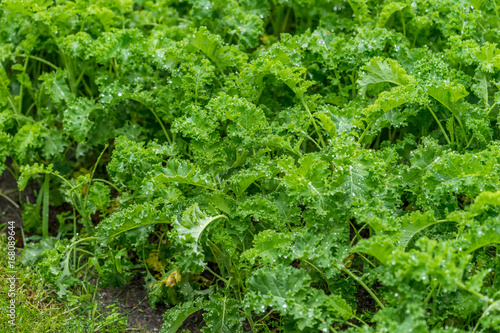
[301,97,326,147]
[17,54,59,70]
[341,266,385,309]
[426,105,451,144]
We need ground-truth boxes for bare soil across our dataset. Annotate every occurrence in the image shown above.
[97,274,166,332]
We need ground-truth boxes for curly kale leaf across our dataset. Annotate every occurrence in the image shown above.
[246,265,354,331]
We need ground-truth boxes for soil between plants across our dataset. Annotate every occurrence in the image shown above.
[97,274,166,332]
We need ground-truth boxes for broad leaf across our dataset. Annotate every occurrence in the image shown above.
[427,83,468,112]
[175,204,228,252]
[359,57,410,94]
[154,159,216,191]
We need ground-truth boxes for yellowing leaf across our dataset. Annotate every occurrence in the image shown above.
[162,270,181,287]
[146,250,165,272]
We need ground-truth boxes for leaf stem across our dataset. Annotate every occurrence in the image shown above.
[68,237,98,249]
[340,266,385,309]
[485,102,497,117]
[92,178,121,193]
[17,54,59,70]
[456,281,493,304]
[426,105,451,144]
[301,97,326,148]
[7,96,18,115]
[18,56,29,114]
[424,282,438,304]
[205,265,229,284]
[357,120,373,145]
[472,299,500,333]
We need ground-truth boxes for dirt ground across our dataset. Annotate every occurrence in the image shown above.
[97,274,205,332]
[97,275,166,332]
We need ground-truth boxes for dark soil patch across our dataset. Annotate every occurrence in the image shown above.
[349,219,378,318]
[95,275,218,333]
[97,274,167,332]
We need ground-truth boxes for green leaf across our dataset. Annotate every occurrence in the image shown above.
[201,296,244,333]
[13,122,44,162]
[427,83,469,112]
[280,153,330,198]
[160,300,202,333]
[333,158,372,203]
[399,211,438,247]
[175,204,228,252]
[314,111,337,139]
[186,27,245,71]
[0,131,11,175]
[97,203,168,246]
[226,98,269,142]
[325,294,355,320]
[241,229,293,264]
[362,84,419,129]
[86,182,111,214]
[354,235,396,265]
[464,222,500,255]
[42,129,69,159]
[377,2,406,28]
[472,71,489,105]
[154,159,216,191]
[247,265,311,308]
[472,190,500,211]
[39,69,73,103]
[63,97,96,143]
[246,265,353,330]
[358,57,411,95]
[0,67,11,106]
[18,163,53,191]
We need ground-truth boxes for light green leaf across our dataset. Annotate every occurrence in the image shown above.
[464,223,500,255]
[241,229,292,264]
[160,301,202,333]
[377,2,406,28]
[354,235,396,265]
[472,71,489,105]
[175,204,228,251]
[13,122,44,162]
[63,97,96,143]
[399,210,438,247]
[358,57,411,94]
[154,159,216,191]
[472,190,500,211]
[314,112,337,138]
[427,83,468,112]
[39,69,73,103]
[18,163,53,191]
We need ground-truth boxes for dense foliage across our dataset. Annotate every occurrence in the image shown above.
[2,0,500,331]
